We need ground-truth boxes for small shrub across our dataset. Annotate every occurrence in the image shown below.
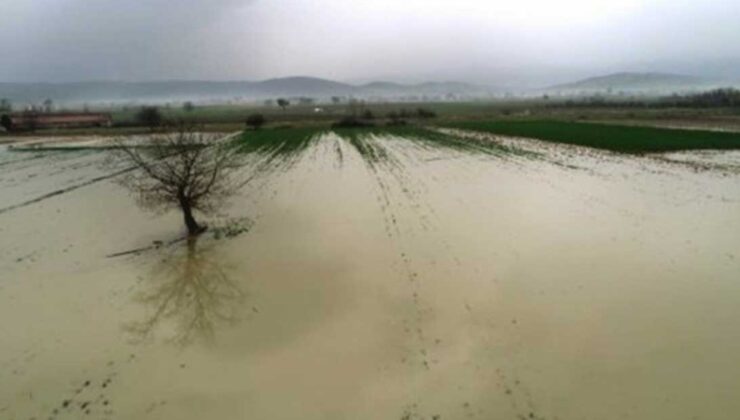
[245,114,267,130]
[332,116,374,129]
[0,114,12,131]
[416,108,437,119]
[136,106,162,130]
[386,111,407,126]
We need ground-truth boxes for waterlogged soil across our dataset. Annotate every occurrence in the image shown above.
[1,131,739,420]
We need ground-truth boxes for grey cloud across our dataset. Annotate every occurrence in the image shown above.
[1,0,739,85]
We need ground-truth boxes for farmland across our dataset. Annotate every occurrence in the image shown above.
[1,105,740,420]
[445,120,740,152]
[4,0,740,418]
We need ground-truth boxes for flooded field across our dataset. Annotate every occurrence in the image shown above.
[1,130,739,420]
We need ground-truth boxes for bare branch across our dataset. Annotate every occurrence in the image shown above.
[109,126,244,235]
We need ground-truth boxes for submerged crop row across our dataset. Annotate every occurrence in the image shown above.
[235,125,527,161]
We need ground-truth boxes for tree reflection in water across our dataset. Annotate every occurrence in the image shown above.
[126,237,246,346]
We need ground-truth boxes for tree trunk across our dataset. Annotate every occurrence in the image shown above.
[179,199,204,236]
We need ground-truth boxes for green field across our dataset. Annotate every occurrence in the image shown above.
[103,101,740,128]
[235,125,531,163]
[446,120,740,153]
[235,120,740,156]
[6,100,740,153]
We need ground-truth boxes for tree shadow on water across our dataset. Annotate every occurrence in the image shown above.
[125,237,247,347]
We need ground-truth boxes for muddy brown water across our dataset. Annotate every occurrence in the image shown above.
[0,132,739,420]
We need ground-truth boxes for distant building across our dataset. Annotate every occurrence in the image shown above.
[3,112,113,131]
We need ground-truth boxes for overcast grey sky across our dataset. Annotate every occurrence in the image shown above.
[2,0,739,86]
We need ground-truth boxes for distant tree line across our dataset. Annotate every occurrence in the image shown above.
[332,107,437,128]
[666,88,740,107]
[547,88,740,109]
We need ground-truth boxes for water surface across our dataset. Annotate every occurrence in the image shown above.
[1,132,739,419]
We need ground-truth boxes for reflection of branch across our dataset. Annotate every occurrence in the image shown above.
[106,235,188,258]
[126,238,246,346]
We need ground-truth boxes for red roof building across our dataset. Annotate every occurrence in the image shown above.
[5,112,113,130]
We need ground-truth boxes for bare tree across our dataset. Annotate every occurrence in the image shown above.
[112,126,243,236]
[277,98,290,111]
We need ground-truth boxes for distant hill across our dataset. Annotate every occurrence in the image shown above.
[253,77,356,96]
[546,72,709,93]
[0,77,491,106]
